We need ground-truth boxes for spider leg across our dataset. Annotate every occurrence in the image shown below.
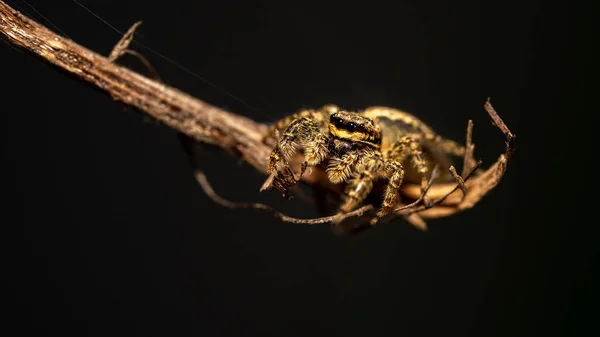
[424,134,467,158]
[387,135,432,206]
[264,109,313,142]
[332,152,381,224]
[326,152,361,184]
[263,106,333,144]
[265,115,330,198]
[268,117,327,172]
[369,159,405,225]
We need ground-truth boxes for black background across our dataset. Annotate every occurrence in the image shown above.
[2,0,595,336]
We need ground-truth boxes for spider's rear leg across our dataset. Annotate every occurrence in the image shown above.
[425,134,467,158]
[266,117,329,196]
[263,106,334,144]
[388,136,433,207]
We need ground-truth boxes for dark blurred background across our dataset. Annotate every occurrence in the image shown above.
[2,0,595,336]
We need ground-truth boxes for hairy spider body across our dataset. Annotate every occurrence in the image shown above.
[264,105,467,226]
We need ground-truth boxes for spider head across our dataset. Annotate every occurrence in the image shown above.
[329,110,382,146]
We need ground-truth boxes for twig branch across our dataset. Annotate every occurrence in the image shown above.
[193,168,374,225]
[462,120,476,177]
[0,1,515,228]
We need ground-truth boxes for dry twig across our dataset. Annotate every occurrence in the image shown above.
[195,168,373,224]
[0,1,515,228]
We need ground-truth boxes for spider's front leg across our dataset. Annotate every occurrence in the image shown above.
[326,151,364,184]
[369,159,405,225]
[332,152,382,224]
[266,117,329,196]
[263,106,336,144]
[387,135,432,206]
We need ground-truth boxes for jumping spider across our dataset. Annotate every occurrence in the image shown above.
[263,105,468,226]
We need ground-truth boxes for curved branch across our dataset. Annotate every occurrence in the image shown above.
[0,1,515,228]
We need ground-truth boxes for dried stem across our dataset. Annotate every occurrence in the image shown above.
[449,166,468,200]
[107,20,142,62]
[401,160,483,217]
[0,1,515,228]
[462,120,476,177]
[193,168,373,225]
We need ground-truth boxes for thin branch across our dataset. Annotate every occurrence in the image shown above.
[485,97,516,157]
[387,161,481,223]
[462,120,476,177]
[393,165,441,213]
[400,160,483,217]
[193,168,374,225]
[449,166,468,200]
[107,20,142,62]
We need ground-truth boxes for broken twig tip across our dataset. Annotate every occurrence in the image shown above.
[107,20,143,63]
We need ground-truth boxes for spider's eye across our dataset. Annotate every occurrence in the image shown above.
[334,118,345,128]
[357,124,366,133]
[347,122,357,132]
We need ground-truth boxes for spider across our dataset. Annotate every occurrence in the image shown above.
[262,105,469,226]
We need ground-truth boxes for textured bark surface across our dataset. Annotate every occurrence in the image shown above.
[0,1,273,179]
